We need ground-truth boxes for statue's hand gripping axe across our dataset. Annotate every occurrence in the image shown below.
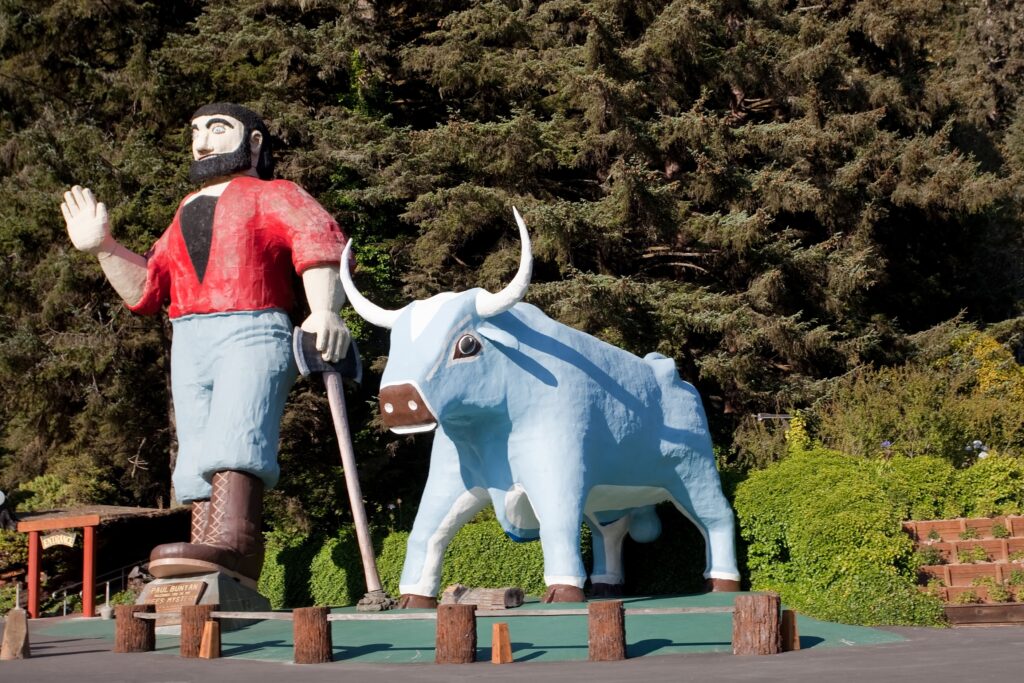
[293,329,395,611]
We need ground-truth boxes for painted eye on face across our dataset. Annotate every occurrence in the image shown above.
[211,124,226,134]
[453,333,482,360]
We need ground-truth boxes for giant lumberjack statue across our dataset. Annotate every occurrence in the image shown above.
[60,103,350,585]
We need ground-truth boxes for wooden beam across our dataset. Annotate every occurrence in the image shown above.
[17,515,101,533]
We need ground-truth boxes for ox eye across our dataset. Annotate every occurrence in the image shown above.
[453,334,482,359]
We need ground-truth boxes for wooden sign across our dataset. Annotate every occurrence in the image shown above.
[142,581,206,611]
[40,530,77,549]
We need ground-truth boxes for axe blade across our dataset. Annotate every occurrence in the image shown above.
[293,327,363,384]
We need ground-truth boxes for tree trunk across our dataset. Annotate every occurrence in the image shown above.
[435,603,476,664]
[293,606,332,664]
[180,604,217,658]
[113,604,155,653]
[732,592,781,655]
[588,599,626,661]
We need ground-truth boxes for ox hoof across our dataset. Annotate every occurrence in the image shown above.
[706,578,742,592]
[589,582,624,598]
[542,584,586,603]
[398,593,438,609]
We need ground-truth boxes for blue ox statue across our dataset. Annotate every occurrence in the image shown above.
[341,209,740,606]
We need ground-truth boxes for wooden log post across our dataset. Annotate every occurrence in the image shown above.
[180,604,217,658]
[435,604,477,664]
[588,599,626,661]
[781,609,800,652]
[491,622,512,664]
[0,607,30,660]
[113,604,155,653]
[199,619,221,659]
[732,592,782,655]
[293,606,332,664]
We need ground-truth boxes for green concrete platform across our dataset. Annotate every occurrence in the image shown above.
[40,593,903,664]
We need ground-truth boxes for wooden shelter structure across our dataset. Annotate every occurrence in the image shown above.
[15,506,189,619]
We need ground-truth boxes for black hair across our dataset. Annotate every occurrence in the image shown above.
[190,102,275,179]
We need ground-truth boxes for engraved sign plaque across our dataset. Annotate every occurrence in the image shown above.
[141,580,207,625]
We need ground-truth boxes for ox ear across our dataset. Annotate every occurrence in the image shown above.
[477,323,520,351]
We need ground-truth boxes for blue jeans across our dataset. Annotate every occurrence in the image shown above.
[169,310,296,502]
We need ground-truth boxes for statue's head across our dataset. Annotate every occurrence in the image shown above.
[188,102,274,185]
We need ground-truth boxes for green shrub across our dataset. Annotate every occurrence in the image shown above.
[948,454,1024,518]
[914,546,944,567]
[0,583,18,613]
[958,527,979,540]
[258,529,318,609]
[807,330,1024,466]
[377,509,604,599]
[954,590,981,605]
[308,528,365,607]
[734,446,945,626]
[878,456,957,520]
[109,589,137,606]
[957,546,989,564]
[992,523,1010,539]
[1008,569,1024,586]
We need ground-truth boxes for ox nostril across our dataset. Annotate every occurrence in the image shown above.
[384,403,394,414]
[408,400,419,411]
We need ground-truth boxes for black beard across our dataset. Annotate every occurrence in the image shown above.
[188,143,252,185]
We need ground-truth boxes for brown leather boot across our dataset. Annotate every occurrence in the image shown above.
[191,499,211,543]
[148,471,265,587]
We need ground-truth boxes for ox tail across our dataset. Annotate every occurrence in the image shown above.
[627,505,662,543]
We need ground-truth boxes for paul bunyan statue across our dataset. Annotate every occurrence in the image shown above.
[60,103,350,586]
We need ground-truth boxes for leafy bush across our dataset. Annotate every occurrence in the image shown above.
[378,511,550,598]
[308,528,365,607]
[947,454,1024,518]
[375,509,618,599]
[957,546,989,564]
[914,546,944,566]
[734,446,945,626]
[0,583,19,613]
[808,330,1024,465]
[878,456,957,520]
[258,529,318,609]
[954,590,981,605]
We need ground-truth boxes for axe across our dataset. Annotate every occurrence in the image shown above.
[293,328,394,611]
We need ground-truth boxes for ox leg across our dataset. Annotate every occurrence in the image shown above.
[665,475,741,590]
[585,514,629,597]
[399,435,489,607]
[527,488,587,602]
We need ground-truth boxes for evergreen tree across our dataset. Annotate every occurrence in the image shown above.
[1,0,1022,528]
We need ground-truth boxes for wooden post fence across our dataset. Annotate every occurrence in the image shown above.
[732,592,781,655]
[113,604,155,653]
[435,603,476,664]
[588,600,626,661]
[293,606,332,664]
[180,604,218,658]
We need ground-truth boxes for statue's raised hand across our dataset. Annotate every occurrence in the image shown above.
[61,185,113,255]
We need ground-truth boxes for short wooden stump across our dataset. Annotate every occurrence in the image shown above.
[436,603,477,664]
[732,592,781,655]
[113,604,155,653]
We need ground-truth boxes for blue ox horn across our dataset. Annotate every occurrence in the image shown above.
[340,208,532,433]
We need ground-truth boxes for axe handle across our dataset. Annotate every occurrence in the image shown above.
[323,371,383,594]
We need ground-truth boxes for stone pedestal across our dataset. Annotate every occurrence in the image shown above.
[138,572,269,633]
